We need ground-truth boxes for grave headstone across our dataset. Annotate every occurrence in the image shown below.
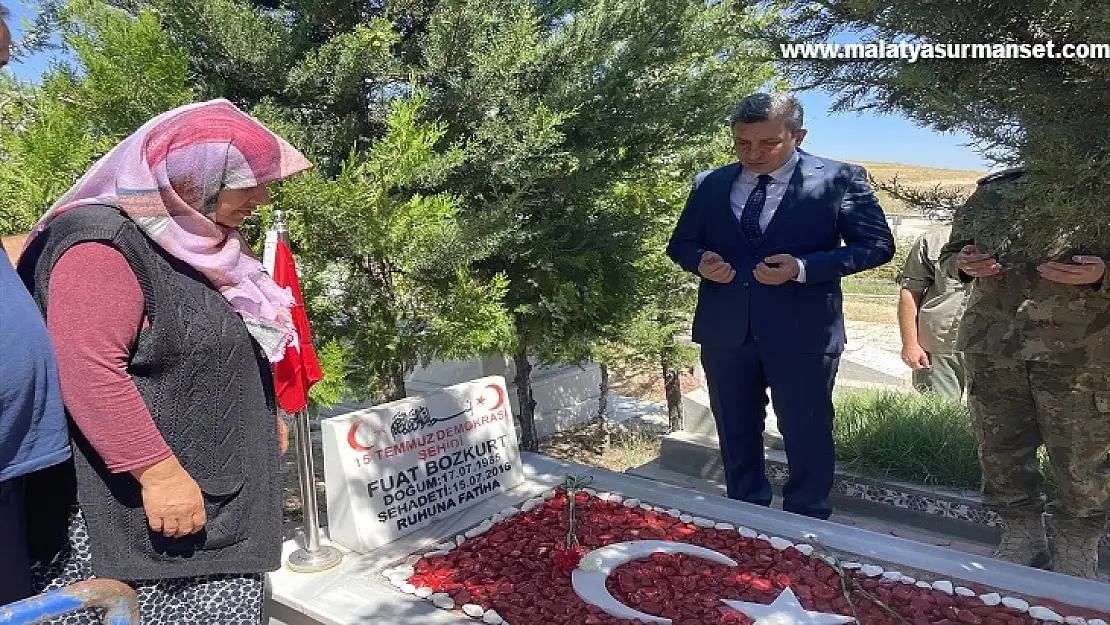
[321,375,525,552]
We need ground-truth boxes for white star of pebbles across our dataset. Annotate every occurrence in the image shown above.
[723,587,856,625]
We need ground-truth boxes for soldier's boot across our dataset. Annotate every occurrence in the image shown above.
[992,511,1050,568]
[1047,516,1103,580]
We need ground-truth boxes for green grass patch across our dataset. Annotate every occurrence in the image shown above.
[833,390,1059,494]
[834,390,981,490]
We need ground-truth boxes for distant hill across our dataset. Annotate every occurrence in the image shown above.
[841,160,987,216]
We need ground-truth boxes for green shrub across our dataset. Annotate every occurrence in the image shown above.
[851,241,910,284]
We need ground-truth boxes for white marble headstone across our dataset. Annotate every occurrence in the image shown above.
[322,376,525,552]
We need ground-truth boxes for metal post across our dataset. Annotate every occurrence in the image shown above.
[271,210,343,573]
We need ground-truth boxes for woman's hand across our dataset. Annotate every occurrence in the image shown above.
[130,456,206,538]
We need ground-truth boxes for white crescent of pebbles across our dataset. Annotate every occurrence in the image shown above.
[571,540,739,624]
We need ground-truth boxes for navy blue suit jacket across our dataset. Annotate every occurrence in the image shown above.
[667,153,895,354]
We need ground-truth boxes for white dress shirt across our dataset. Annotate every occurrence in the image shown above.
[694,151,807,282]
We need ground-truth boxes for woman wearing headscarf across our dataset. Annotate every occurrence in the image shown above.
[17,99,311,624]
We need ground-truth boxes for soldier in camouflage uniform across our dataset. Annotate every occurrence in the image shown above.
[939,167,1110,579]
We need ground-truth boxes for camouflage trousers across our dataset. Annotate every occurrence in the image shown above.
[965,353,1110,520]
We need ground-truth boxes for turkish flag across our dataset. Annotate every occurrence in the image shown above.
[270,239,323,413]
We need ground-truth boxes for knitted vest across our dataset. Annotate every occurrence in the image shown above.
[19,205,282,580]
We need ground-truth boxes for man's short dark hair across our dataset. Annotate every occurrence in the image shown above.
[731,93,804,134]
[0,4,9,19]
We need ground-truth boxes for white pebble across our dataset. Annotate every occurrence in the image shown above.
[757,534,771,542]
[956,587,976,597]
[882,571,902,581]
[389,576,407,588]
[424,550,450,558]
[639,504,653,511]
[1088,620,1107,625]
[693,517,715,528]
[500,506,519,517]
[584,488,599,496]
[437,542,456,551]
[715,522,736,531]
[795,544,815,556]
[541,489,556,499]
[404,555,422,566]
[917,581,933,589]
[1001,597,1029,612]
[1029,607,1063,623]
[666,508,682,518]
[932,580,954,595]
[432,594,455,610]
[738,526,759,538]
[463,604,485,618]
[456,534,467,547]
[861,565,884,577]
[483,611,504,625]
[599,492,617,502]
[769,537,794,550]
[680,514,694,523]
[388,565,415,578]
[623,498,641,508]
[900,576,916,585]
[1065,617,1087,625]
[979,593,1002,606]
[415,587,434,598]
[465,520,494,538]
[521,500,539,513]
[491,513,505,523]
[652,506,666,513]
[840,561,862,570]
[402,583,417,595]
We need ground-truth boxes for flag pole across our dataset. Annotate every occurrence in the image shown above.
[271,210,343,574]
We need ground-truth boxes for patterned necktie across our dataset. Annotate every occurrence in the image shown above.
[740,174,772,243]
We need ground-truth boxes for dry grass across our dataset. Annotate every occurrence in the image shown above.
[539,421,662,473]
[842,298,898,324]
[849,160,984,191]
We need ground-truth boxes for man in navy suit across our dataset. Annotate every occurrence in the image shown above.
[667,93,895,519]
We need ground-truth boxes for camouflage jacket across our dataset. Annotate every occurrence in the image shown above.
[938,167,1110,364]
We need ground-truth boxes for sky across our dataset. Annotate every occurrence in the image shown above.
[2,3,995,173]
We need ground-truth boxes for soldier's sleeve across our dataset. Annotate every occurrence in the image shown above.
[897,233,933,292]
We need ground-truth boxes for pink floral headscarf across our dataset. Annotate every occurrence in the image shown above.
[28,99,312,362]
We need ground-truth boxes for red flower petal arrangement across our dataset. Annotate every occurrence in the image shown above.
[384,479,1110,625]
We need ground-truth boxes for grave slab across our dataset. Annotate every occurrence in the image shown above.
[267,453,1110,625]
